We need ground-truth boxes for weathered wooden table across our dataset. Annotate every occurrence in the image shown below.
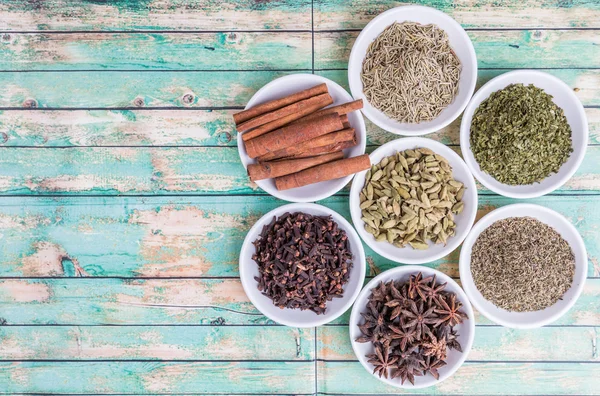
[0,1,599,394]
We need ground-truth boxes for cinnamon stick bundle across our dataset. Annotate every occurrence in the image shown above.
[237,93,333,132]
[241,94,331,142]
[233,83,328,125]
[244,114,343,159]
[247,151,344,181]
[257,128,355,162]
[275,154,371,191]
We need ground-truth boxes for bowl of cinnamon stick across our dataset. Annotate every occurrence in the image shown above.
[235,74,369,202]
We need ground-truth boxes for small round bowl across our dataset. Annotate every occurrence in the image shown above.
[348,5,477,136]
[459,204,588,329]
[237,74,366,203]
[239,203,366,327]
[349,137,478,264]
[350,266,475,389]
[460,70,588,199]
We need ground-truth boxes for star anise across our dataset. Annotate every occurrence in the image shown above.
[422,334,448,361]
[421,274,447,307]
[367,344,398,379]
[358,301,388,343]
[388,321,417,351]
[401,299,438,340]
[420,355,447,380]
[370,281,388,302]
[437,326,462,352]
[435,294,468,327]
[390,346,424,385]
[408,272,433,300]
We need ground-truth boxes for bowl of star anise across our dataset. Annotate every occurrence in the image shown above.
[349,266,474,388]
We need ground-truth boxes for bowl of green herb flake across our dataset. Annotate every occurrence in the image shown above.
[460,70,588,199]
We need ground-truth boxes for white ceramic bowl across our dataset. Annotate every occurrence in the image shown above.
[239,203,366,327]
[460,70,588,199]
[350,266,475,389]
[350,137,478,264]
[237,74,366,203]
[348,5,477,136]
[459,204,588,329]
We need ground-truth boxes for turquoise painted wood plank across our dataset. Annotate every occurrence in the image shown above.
[318,326,600,361]
[0,195,598,278]
[0,32,312,71]
[0,145,599,195]
[0,0,312,31]
[0,109,238,147]
[0,69,598,108]
[0,277,597,326]
[315,30,600,70]
[2,107,600,148]
[1,30,597,71]
[315,0,600,30]
[0,361,315,394]
[318,361,600,395]
[0,326,314,360]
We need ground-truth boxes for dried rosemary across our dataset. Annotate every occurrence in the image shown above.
[470,217,575,312]
[470,84,573,185]
[360,22,461,124]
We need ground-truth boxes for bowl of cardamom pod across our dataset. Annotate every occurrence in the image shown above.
[460,70,588,199]
[459,204,588,329]
[349,137,478,264]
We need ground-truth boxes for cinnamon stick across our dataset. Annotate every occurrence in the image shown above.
[292,99,363,125]
[237,92,332,132]
[233,83,328,125]
[275,154,371,191]
[241,94,332,142]
[247,151,344,181]
[257,128,355,162]
[287,138,357,159]
[244,114,343,159]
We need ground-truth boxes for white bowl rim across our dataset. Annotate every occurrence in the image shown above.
[237,73,367,203]
[239,202,367,327]
[349,137,478,264]
[459,69,589,199]
[459,203,588,329]
[349,265,476,389]
[348,4,478,136]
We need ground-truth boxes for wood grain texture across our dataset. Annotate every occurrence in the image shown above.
[318,326,600,361]
[0,361,315,394]
[0,326,315,360]
[0,0,312,31]
[318,361,600,395]
[315,0,600,30]
[0,196,598,279]
[315,30,600,70]
[0,69,598,108]
[0,278,597,327]
[2,107,600,147]
[0,145,599,195]
[0,30,597,70]
[0,32,312,71]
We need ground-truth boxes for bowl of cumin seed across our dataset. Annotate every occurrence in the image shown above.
[459,203,588,329]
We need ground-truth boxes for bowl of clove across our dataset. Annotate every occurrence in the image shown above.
[239,203,366,327]
[350,266,475,389]
[349,137,478,264]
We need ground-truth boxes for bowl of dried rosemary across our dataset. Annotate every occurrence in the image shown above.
[239,203,366,327]
[460,70,588,198]
[350,266,475,388]
[349,137,478,264]
[348,5,477,136]
[459,204,588,329]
